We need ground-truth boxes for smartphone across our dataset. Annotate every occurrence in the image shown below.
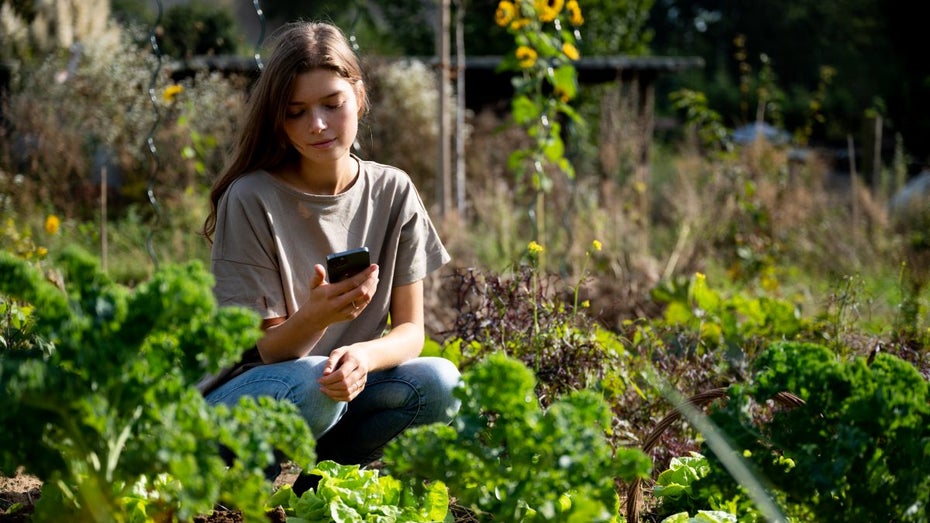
[326,246,370,283]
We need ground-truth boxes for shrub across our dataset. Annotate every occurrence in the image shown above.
[695,341,930,522]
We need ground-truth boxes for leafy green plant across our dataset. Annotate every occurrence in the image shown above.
[652,452,711,509]
[669,89,733,157]
[383,353,651,522]
[266,460,449,523]
[652,272,806,358]
[441,264,633,406]
[697,341,930,522]
[0,246,315,522]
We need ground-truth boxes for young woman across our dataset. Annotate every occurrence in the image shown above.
[200,21,460,479]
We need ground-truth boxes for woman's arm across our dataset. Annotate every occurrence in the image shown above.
[256,263,379,363]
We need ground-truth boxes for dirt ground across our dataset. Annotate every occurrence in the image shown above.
[0,466,300,523]
[0,471,41,523]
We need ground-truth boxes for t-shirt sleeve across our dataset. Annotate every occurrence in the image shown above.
[393,189,451,286]
[210,185,287,319]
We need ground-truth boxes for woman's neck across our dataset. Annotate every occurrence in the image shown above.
[283,155,358,195]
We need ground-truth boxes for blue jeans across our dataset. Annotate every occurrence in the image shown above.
[205,356,461,465]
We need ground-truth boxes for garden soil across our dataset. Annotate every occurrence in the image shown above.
[0,468,299,523]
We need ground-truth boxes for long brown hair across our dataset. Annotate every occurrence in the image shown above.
[202,21,368,241]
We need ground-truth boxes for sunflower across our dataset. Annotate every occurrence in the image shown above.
[566,0,584,26]
[516,45,538,68]
[535,0,564,22]
[510,17,531,30]
[495,0,516,27]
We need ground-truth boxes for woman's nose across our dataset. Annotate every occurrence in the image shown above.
[309,110,326,133]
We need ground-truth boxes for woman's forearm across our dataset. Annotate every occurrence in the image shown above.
[352,321,425,371]
[256,313,327,363]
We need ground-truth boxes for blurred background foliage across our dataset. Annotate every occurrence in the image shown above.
[0,0,927,334]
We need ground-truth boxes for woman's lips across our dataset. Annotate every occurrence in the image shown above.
[311,138,336,149]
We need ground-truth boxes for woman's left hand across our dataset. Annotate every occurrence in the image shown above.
[318,346,370,401]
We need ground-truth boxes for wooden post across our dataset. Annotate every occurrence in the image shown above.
[454,0,466,217]
[100,166,108,273]
[872,114,883,196]
[436,0,452,216]
[848,134,860,244]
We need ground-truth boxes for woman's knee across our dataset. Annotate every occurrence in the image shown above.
[207,356,347,437]
[412,357,462,421]
[427,357,462,395]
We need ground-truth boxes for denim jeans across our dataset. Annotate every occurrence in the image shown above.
[204,356,461,466]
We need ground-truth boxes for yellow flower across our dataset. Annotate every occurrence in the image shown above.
[516,46,538,68]
[36,246,48,257]
[510,17,531,30]
[44,214,60,235]
[591,239,602,252]
[495,0,516,27]
[535,0,564,22]
[581,300,590,308]
[528,240,545,255]
[162,84,184,103]
[562,42,580,61]
[566,0,584,26]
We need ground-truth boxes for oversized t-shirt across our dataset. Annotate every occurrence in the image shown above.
[211,156,450,357]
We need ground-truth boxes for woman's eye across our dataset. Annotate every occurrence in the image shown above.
[285,110,305,119]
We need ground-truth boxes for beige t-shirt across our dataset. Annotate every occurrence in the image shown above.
[211,156,450,357]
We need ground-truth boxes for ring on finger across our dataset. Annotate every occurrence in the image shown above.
[352,300,359,310]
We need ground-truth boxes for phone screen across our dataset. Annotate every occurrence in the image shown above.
[326,247,370,283]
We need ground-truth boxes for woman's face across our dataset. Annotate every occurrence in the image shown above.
[282,68,361,166]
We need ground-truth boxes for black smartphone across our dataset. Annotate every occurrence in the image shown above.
[326,246,370,283]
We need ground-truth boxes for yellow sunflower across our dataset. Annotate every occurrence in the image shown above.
[516,45,538,68]
[535,0,564,22]
[495,0,516,27]
[566,0,584,26]
[510,17,531,30]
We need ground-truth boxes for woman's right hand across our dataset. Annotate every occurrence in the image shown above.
[311,263,379,324]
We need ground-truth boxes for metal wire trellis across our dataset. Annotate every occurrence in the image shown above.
[143,0,164,269]
[252,0,266,72]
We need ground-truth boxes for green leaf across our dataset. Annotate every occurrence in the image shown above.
[551,65,577,99]
[512,95,540,126]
